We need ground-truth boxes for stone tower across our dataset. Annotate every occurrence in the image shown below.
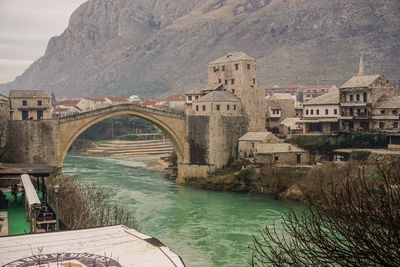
[207,52,266,131]
[358,55,365,76]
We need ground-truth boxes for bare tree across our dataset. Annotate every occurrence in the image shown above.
[251,159,400,266]
[47,174,138,230]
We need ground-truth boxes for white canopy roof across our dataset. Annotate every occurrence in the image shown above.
[20,174,41,207]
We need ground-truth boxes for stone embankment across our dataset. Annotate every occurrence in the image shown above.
[84,140,174,157]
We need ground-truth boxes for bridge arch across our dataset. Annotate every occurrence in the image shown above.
[58,104,185,167]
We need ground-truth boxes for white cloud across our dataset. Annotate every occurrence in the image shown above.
[0,0,87,83]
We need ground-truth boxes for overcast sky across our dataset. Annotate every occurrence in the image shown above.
[0,0,87,83]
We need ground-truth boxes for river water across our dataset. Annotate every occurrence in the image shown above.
[63,153,295,267]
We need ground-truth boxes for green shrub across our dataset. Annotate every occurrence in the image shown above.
[234,168,255,181]
[350,150,371,162]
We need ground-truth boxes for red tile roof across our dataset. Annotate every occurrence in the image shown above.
[280,83,304,88]
[106,97,128,102]
[305,85,334,89]
[55,99,80,106]
[167,94,185,101]
[86,97,106,101]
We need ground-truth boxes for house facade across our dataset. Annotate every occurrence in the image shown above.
[9,90,51,120]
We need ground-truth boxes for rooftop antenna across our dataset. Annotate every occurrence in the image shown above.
[358,55,365,76]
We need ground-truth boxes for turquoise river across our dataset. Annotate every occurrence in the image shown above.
[63,153,298,267]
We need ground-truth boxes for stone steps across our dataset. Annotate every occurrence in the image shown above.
[85,139,174,157]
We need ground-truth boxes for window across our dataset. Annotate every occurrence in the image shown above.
[195,95,199,100]
[225,80,228,85]
[233,105,236,110]
[213,66,217,72]
[22,110,28,120]
[380,109,385,115]
[316,109,319,115]
[311,109,314,115]
[188,96,192,101]
[357,109,361,115]
[218,79,222,83]
[394,122,398,129]
[253,78,256,85]
[392,110,398,115]
[350,95,353,102]
[232,89,235,94]
[227,105,230,111]
[325,109,329,115]
[202,105,206,111]
[231,79,235,85]
[363,92,367,102]
[37,110,43,119]
[297,154,301,164]
[356,94,360,101]
[22,100,27,106]
[222,65,225,71]
[274,156,279,162]
[350,108,353,115]
[196,105,199,111]
[334,109,338,115]
[37,100,42,106]
[235,64,239,70]
[216,105,220,111]
[379,122,384,129]
[306,109,309,115]
[247,64,250,70]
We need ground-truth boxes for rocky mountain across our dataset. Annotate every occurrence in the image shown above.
[1,0,399,98]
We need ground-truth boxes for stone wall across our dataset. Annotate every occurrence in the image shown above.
[256,151,310,165]
[0,100,9,157]
[4,119,59,166]
[183,114,248,178]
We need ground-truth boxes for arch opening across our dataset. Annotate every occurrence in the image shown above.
[58,109,184,167]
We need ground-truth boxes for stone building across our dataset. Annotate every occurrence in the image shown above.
[191,91,241,116]
[303,85,337,102]
[255,143,310,165]
[279,117,302,135]
[265,93,296,133]
[238,131,280,158]
[207,52,266,131]
[372,95,400,130]
[9,90,51,120]
[300,88,340,134]
[185,84,222,105]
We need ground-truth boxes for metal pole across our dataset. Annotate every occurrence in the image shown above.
[55,193,59,231]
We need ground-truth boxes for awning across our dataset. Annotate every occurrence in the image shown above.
[21,174,41,207]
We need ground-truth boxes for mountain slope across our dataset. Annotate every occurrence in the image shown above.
[1,0,399,97]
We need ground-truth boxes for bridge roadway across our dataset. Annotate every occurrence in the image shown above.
[58,104,185,167]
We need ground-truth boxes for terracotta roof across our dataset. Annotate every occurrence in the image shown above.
[56,99,80,106]
[340,74,382,88]
[106,97,128,102]
[303,88,339,105]
[208,52,254,64]
[280,83,304,88]
[375,96,400,109]
[167,94,185,101]
[305,85,335,89]
[259,85,277,89]
[194,91,240,103]
[257,143,305,154]
[86,97,106,101]
[239,131,278,141]
[9,90,50,98]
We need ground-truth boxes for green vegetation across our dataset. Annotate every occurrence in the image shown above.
[287,133,388,156]
[350,150,371,163]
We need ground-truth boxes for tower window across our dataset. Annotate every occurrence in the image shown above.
[225,80,228,85]
[231,79,234,85]
[334,109,337,115]
[232,89,235,94]
[247,64,250,70]
[227,105,230,111]
[306,109,309,115]
[222,65,225,71]
[202,105,206,111]
[311,109,314,115]
[325,109,328,115]
[219,79,221,83]
[233,105,236,110]
[235,64,239,70]
[216,105,220,111]
[213,66,217,72]
[196,105,199,111]
[316,109,319,115]
[38,100,42,106]
[253,78,255,85]
[350,94,353,102]
[22,100,27,106]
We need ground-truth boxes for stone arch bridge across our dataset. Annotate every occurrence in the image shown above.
[58,104,185,167]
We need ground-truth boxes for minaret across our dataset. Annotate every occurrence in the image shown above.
[358,55,364,76]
